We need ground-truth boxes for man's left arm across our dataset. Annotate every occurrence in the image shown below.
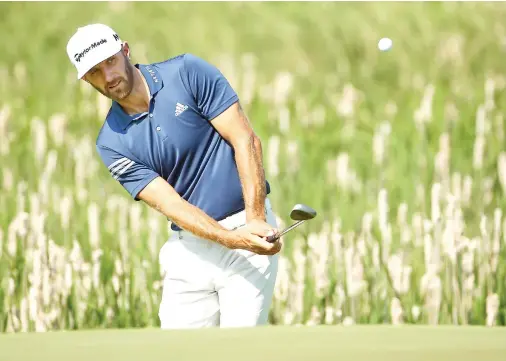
[211,102,267,222]
[183,53,267,222]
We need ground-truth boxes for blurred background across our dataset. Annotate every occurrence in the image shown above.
[0,2,505,332]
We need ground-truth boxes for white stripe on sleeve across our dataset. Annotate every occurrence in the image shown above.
[108,157,128,170]
[110,159,133,178]
[113,160,135,180]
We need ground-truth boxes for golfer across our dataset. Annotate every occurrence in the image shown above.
[66,24,282,328]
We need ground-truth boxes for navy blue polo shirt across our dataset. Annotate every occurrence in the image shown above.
[96,53,270,231]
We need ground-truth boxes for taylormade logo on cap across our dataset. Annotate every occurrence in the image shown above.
[74,39,108,63]
[66,23,122,79]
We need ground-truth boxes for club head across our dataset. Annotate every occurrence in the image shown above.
[290,204,317,221]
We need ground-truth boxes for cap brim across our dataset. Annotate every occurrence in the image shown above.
[76,43,122,79]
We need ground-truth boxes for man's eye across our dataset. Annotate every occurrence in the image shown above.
[107,58,115,64]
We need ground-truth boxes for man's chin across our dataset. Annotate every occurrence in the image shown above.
[110,88,132,102]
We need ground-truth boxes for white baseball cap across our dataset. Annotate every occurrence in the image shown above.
[66,23,123,79]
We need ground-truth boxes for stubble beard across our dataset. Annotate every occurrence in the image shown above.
[112,62,135,101]
[93,61,135,102]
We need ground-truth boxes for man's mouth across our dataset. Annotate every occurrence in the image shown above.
[108,79,121,89]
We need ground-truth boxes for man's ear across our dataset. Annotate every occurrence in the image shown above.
[122,42,131,59]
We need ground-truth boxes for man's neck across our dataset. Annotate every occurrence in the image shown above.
[117,67,150,115]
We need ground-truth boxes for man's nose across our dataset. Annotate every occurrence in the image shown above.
[104,69,116,84]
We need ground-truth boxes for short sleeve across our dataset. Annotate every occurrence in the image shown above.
[96,145,160,200]
[183,53,239,120]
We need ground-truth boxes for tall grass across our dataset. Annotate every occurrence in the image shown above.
[1,2,505,331]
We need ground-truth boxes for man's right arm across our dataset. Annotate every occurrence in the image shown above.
[137,176,232,247]
[137,177,281,255]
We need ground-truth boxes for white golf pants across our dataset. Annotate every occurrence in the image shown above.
[158,198,279,329]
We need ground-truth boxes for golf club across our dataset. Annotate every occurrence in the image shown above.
[266,204,317,243]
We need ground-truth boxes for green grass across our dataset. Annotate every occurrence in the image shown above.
[1,326,505,361]
[1,2,506,331]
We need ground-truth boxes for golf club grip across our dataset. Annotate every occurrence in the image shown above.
[266,220,305,243]
[266,233,280,243]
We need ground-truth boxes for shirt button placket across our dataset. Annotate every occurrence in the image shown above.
[149,112,160,132]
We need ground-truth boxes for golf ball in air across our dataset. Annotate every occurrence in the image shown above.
[378,37,392,51]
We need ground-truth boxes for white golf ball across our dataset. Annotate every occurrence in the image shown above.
[378,37,393,51]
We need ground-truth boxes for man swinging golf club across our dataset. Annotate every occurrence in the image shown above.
[66,23,283,328]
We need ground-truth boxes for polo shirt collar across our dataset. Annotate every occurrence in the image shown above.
[111,64,164,130]
[137,64,163,95]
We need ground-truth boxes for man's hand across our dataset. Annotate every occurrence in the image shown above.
[244,219,278,238]
[229,221,282,255]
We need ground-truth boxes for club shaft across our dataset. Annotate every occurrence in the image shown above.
[266,220,306,242]
[278,220,306,237]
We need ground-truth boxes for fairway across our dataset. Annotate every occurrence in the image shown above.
[1,325,504,361]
